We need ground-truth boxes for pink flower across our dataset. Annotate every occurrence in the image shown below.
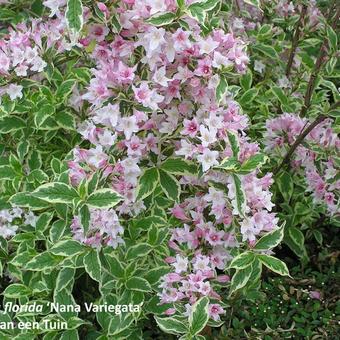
[171,205,190,221]
[173,28,191,51]
[216,275,230,283]
[195,57,212,77]
[309,290,321,300]
[164,308,176,316]
[209,304,225,321]
[181,118,199,137]
[89,24,109,42]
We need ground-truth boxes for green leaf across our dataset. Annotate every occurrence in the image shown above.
[34,104,54,127]
[229,265,252,295]
[50,219,67,243]
[55,111,76,130]
[227,131,240,158]
[240,70,252,90]
[111,14,121,33]
[258,254,290,277]
[83,249,101,282]
[35,212,54,233]
[126,243,153,260]
[33,182,79,204]
[25,252,62,271]
[79,204,90,234]
[154,316,188,335]
[50,239,85,257]
[0,116,26,133]
[238,154,268,174]
[188,3,206,22]
[87,188,122,208]
[254,223,285,251]
[313,230,323,245]
[161,158,197,175]
[189,296,210,335]
[60,330,79,340]
[56,267,76,292]
[56,79,76,99]
[17,140,30,161]
[0,165,17,180]
[107,312,136,336]
[288,226,305,249]
[243,0,261,9]
[105,255,125,278]
[159,169,181,202]
[327,25,337,51]
[9,192,50,210]
[239,88,259,106]
[126,277,152,292]
[229,252,255,269]
[231,174,246,216]
[271,86,288,106]
[253,43,279,59]
[66,0,83,32]
[147,12,177,26]
[137,168,159,200]
[215,157,240,171]
[216,75,228,103]
[277,171,294,201]
[3,284,31,298]
[201,0,221,11]
[144,266,171,285]
[176,0,185,9]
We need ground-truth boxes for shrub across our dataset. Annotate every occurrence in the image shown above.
[0,0,338,338]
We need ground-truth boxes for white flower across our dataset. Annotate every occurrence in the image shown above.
[30,57,47,72]
[0,224,18,238]
[43,0,66,17]
[212,51,232,69]
[142,27,166,54]
[146,0,167,15]
[254,60,265,73]
[199,36,219,55]
[15,64,28,77]
[117,116,139,140]
[193,255,210,272]
[204,187,225,203]
[176,140,195,159]
[6,84,23,100]
[197,149,219,172]
[98,130,116,147]
[172,255,188,274]
[240,218,257,242]
[24,211,37,227]
[93,104,120,129]
[199,125,217,147]
[87,145,108,168]
[277,75,290,89]
[11,48,25,67]
[153,66,171,87]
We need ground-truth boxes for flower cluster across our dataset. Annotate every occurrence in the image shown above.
[0,15,76,102]
[65,3,249,220]
[159,195,234,321]
[0,207,37,239]
[55,2,281,314]
[265,113,340,214]
[71,208,124,248]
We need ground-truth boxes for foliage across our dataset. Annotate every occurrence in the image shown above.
[0,0,338,339]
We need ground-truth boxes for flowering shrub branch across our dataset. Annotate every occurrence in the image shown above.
[0,0,338,338]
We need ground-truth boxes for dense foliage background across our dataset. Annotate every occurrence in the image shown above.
[0,0,339,339]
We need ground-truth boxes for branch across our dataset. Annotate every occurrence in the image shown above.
[286,4,307,77]
[274,101,340,175]
[300,6,340,117]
